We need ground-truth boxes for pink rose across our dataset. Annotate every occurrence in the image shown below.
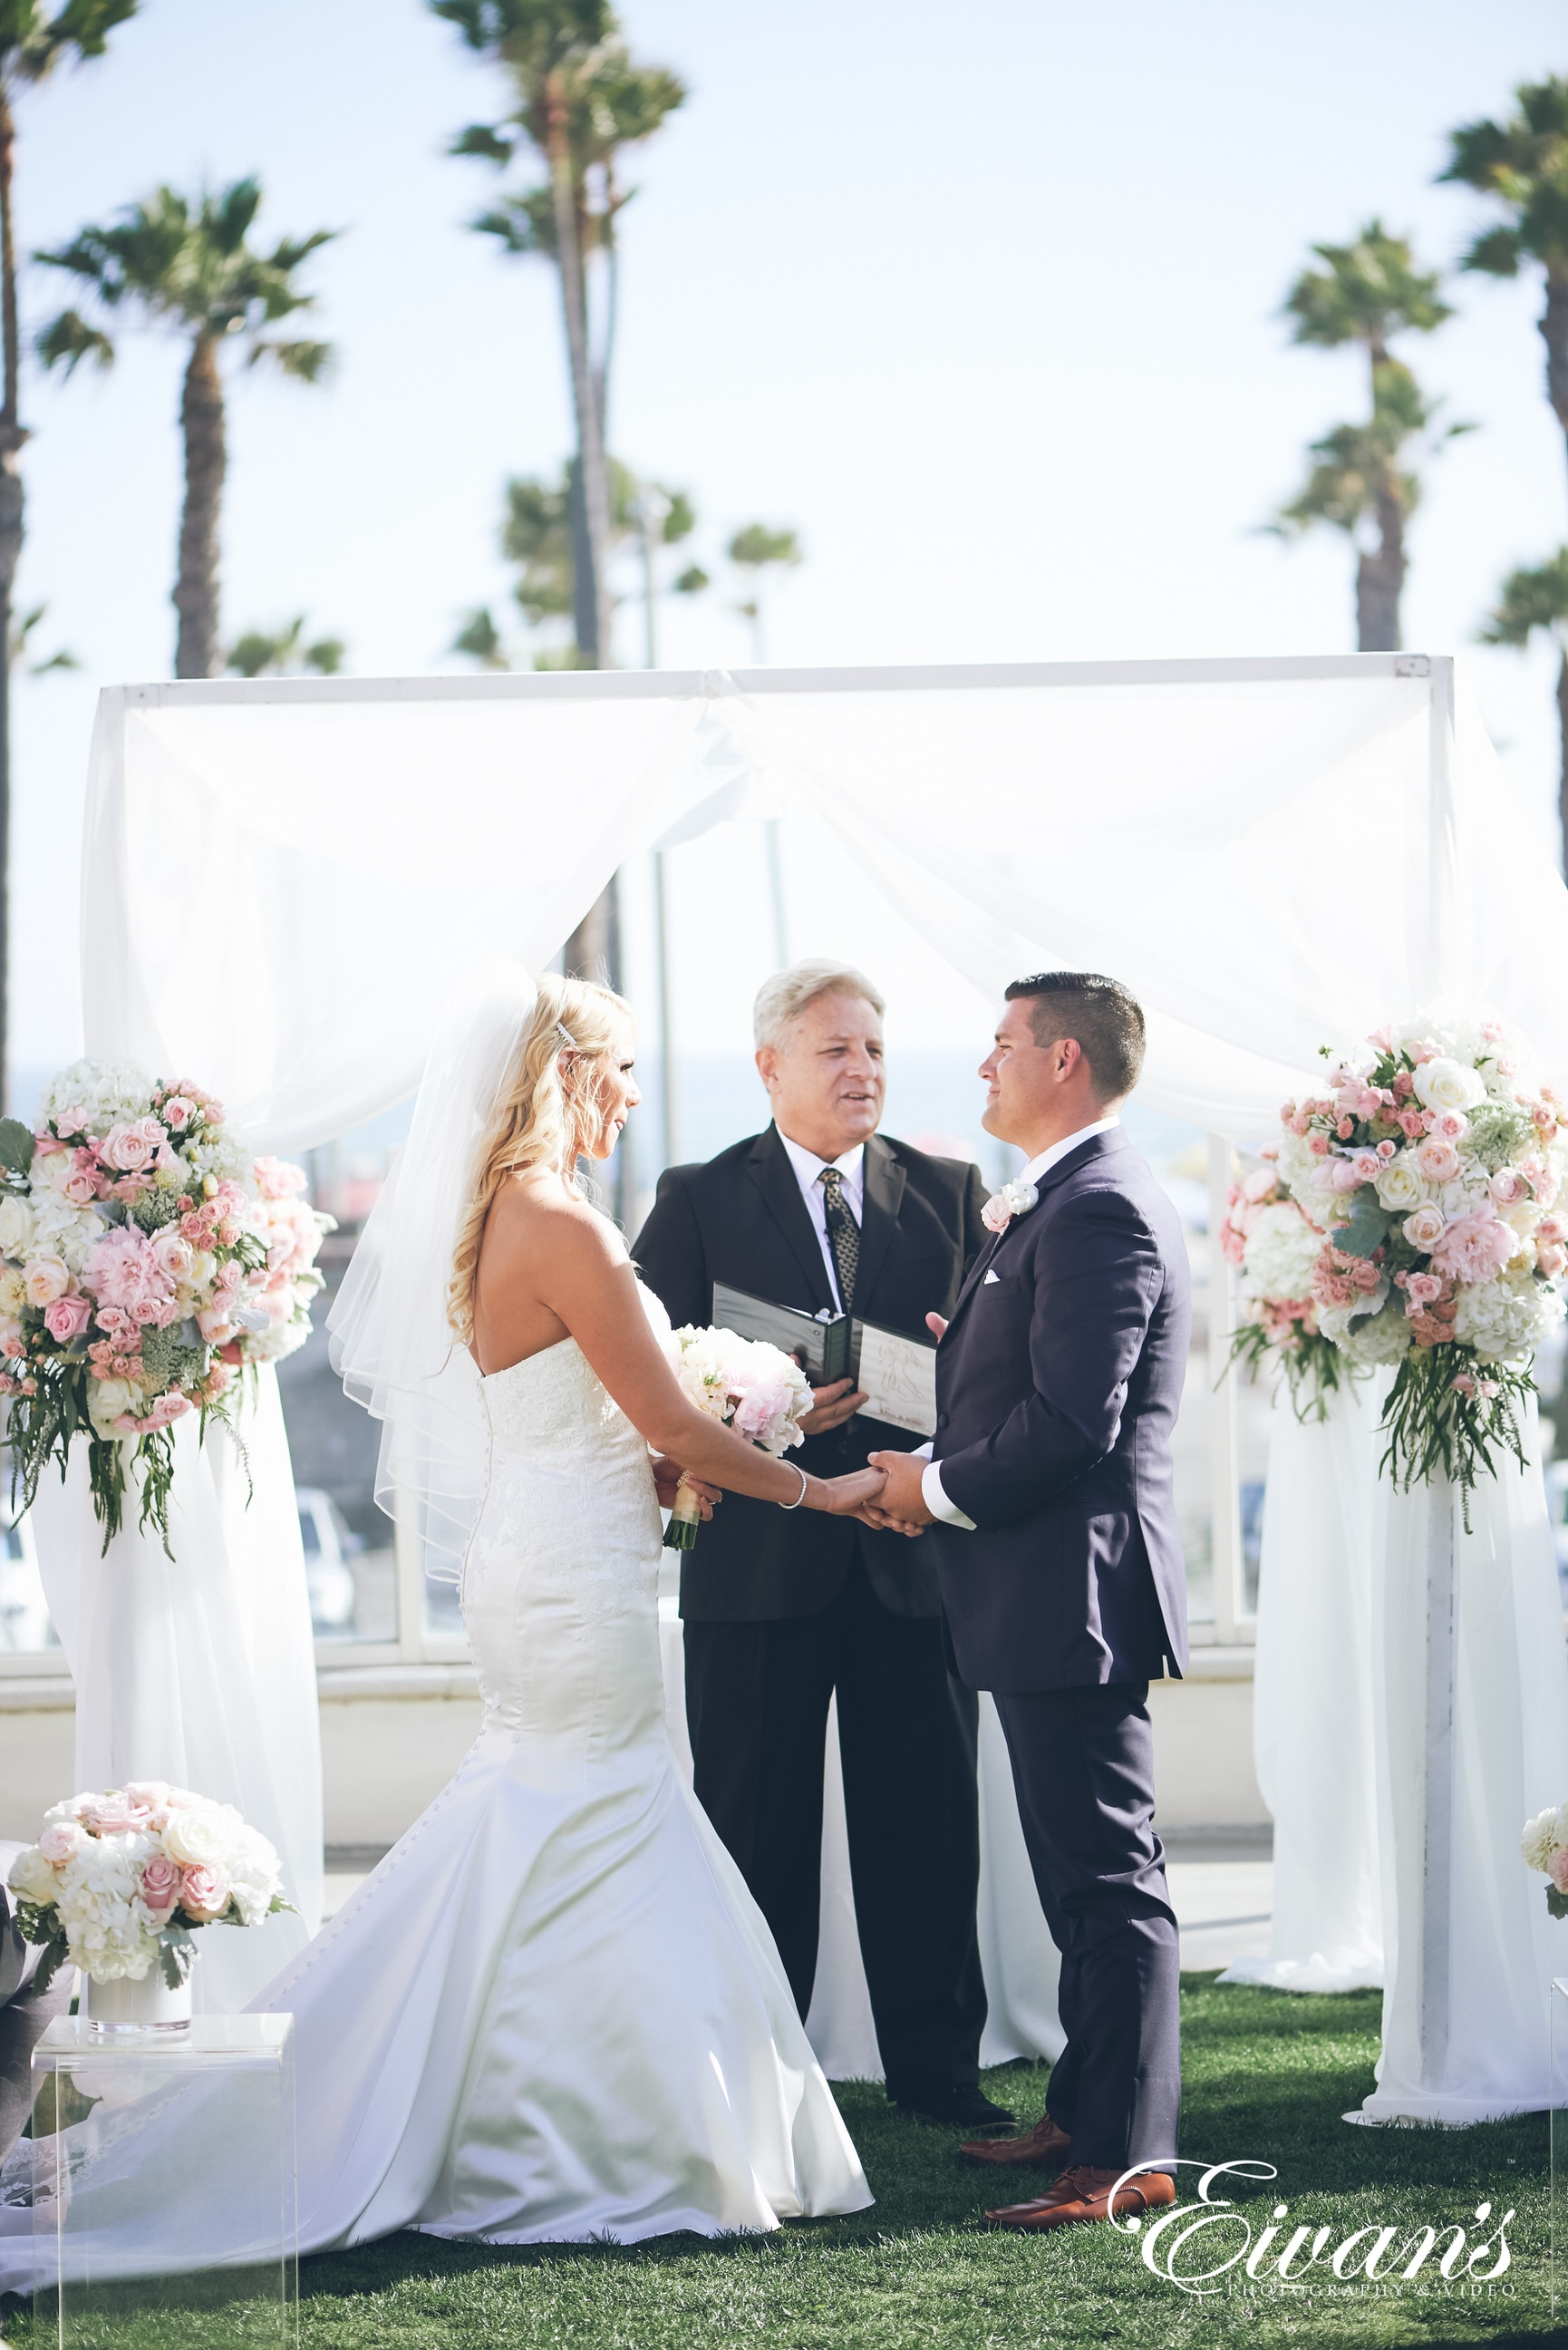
[150,1230,195,1285]
[1429,1110,1469,1142]
[63,1165,100,1206]
[139,1850,180,1920]
[1430,1206,1516,1286]
[86,1791,152,1838]
[1489,1169,1529,1207]
[160,1096,197,1131]
[1540,1244,1566,1278]
[22,1257,69,1308]
[43,1292,92,1344]
[179,1861,231,1920]
[1399,1110,1425,1140]
[1403,1204,1447,1251]
[1405,1272,1444,1306]
[253,1155,307,1201]
[1350,1151,1382,1183]
[1220,1223,1247,1266]
[1414,1138,1461,1184]
[1551,1847,1568,1896]
[37,1820,83,1864]
[100,1118,166,1174]
[1242,1168,1273,1204]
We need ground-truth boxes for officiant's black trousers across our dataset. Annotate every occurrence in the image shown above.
[683,1553,986,2101]
[992,1681,1181,2171]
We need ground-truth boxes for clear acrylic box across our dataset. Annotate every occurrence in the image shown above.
[28,2012,297,2346]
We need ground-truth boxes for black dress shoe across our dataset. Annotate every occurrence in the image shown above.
[893,2085,1018,2131]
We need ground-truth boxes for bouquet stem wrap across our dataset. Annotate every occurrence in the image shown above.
[663,1473,705,1552]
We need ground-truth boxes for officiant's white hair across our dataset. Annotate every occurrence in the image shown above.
[754,959,885,1052]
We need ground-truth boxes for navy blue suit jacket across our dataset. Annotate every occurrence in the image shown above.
[929,1128,1190,1695]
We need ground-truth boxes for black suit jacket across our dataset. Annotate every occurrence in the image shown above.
[634,1126,989,1621]
[929,1129,1190,1694]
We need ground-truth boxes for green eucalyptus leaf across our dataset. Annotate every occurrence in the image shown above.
[1332,1199,1391,1259]
[0,1118,36,1177]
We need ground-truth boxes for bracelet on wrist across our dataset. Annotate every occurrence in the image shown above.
[779,1462,808,1511]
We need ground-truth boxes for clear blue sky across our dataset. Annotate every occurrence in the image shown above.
[11,0,1566,1094]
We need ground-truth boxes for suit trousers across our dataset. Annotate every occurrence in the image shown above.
[682,1547,986,2099]
[992,1681,1181,2170]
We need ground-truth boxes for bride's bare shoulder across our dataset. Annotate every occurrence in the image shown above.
[485,1169,625,1267]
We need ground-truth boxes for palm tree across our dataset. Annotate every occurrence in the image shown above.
[226,617,344,678]
[727,522,802,663]
[1272,222,1456,651]
[434,0,685,670]
[34,178,335,677]
[9,601,73,672]
[1481,552,1568,867]
[450,456,663,670]
[1441,78,1568,479]
[0,1,136,1109]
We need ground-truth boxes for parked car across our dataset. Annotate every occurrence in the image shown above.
[296,1487,362,1636]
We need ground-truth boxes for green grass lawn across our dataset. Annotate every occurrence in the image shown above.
[5,1977,1557,2349]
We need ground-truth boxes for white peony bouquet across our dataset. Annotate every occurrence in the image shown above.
[0,1060,332,1549]
[1220,1151,1344,1418]
[1521,1801,1568,1920]
[661,1323,812,1549]
[7,1782,292,1992]
[1272,1015,1568,1503]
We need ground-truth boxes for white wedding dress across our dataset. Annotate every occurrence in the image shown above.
[0,1290,869,2279]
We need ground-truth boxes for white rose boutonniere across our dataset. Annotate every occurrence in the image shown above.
[981,1180,1040,1235]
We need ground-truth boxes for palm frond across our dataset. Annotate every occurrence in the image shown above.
[1480,550,1568,647]
[34,307,113,373]
[247,336,334,382]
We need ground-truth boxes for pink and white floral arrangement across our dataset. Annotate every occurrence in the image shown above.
[0,1059,332,1549]
[1521,1801,1568,1920]
[7,1782,290,1992]
[661,1324,812,1549]
[1270,1015,1568,1499]
[1220,1156,1344,1417]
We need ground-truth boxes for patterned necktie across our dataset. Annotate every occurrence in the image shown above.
[818,1167,859,1313]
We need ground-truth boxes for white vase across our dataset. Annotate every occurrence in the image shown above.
[82,1961,193,2034]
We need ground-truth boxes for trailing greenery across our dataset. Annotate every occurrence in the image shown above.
[1227,1318,1351,1424]
[3,1981,1550,2348]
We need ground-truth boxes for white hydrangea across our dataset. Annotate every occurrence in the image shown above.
[1522,1802,1568,1872]
[1452,1269,1564,1364]
[1242,1203,1322,1303]
[1319,1296,1410,1366]
[53,1831,160,1982]
[28,1190,108,1276]
[1273,1128,1321,1214]
[35,1058,154,1136]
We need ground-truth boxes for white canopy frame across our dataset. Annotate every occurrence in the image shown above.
[54,648,1568,2110]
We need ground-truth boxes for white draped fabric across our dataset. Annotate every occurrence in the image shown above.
[1221,1380,1386,1996]
[46,652,1568,2122]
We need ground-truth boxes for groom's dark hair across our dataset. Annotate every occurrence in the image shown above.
[1004,971,1145,1102]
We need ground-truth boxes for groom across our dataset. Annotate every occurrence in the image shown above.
[866,971,1189,2229]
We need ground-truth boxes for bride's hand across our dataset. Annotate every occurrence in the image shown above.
[651,1459,720,1520]
[812,1466,889,1518]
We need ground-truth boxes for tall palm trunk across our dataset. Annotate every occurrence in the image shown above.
[1542,265,1568,480]
[546,71,611,665]
[173,334,224,679]
[1357,489,1405,651]
[0,80,24,1113]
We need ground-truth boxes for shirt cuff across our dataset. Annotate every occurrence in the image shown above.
[922,1458,976,1532]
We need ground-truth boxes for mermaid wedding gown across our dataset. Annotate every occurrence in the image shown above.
[0,1292,870,2277]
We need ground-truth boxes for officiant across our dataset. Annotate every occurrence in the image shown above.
[634,960,1009,2131]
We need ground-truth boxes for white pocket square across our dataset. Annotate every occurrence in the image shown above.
[982,1268,1001,1285]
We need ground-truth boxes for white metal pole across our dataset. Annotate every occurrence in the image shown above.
[654,848,678,1171]
[1419,1473,1456,2091]
[1206,1132,1243,1646]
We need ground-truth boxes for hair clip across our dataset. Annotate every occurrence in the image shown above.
[556,1023,579,1051]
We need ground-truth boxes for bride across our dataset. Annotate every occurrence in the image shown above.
[242,967,880,2248]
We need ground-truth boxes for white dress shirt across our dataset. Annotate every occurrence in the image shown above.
[776,1129,865,1314]
[921,1117,1121,1531]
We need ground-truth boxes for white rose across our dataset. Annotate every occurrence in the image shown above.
[87,1376,138,1432]
[1413,1056,1486,1113]
[1522,1805,1564,1872]
[0,1267,25,1316]
[7,1844,60,1904]
[1374,1157,1426,1212]
[0,1194,34,1259]
[161,1800,234,1869]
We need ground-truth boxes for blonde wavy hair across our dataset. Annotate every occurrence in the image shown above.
[447,974,632,1345]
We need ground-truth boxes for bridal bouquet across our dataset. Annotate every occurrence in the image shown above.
[661,1324,812,1549]
[1521,1801,1568,1919]
[1273,1015,1568,1500]
[1221,1151,1345,1418]
[0,1059,332,1549]
[7,1782,291,1992]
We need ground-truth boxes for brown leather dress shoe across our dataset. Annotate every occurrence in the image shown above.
[959,2109,1072,2168]
[985,2164,1176,2231]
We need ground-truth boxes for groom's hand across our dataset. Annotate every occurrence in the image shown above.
[858,1450,933,1535]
